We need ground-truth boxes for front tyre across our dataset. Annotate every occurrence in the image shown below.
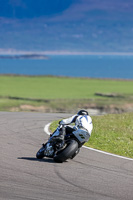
[53,140,78,163]
[36,145,45,159]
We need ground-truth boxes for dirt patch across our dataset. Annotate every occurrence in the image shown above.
[9,103,133,115]
[10,105,51,112]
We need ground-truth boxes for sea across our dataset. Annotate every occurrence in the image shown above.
[0,55,133,79]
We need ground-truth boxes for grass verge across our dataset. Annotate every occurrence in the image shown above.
[50,112,133,158]
[0,75,133,99]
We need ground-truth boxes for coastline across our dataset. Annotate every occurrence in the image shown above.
[0,54,48,60]
[0,74,132,81]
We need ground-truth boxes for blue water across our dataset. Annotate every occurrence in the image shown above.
[0,55,133,79]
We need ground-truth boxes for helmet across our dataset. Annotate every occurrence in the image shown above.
[77,109,88,116]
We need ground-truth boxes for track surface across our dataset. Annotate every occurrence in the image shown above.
[0,112,133,200]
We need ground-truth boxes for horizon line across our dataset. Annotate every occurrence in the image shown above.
[1,49,133,56]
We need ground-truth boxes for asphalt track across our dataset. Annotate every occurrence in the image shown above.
[0,112,133,200]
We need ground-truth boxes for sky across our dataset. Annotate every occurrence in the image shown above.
[0,0,133,53]
[0,0,75,18]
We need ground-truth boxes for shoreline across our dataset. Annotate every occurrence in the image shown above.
[0,74,133,81]
[0,54,48,60]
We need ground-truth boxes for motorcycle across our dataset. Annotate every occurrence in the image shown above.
[36,124,89,163]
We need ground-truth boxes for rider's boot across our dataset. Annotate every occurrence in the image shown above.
[52,126,66,142]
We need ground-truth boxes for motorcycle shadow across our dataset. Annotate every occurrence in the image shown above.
[18,157,55,163]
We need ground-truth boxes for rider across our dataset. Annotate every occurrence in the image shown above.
[52,109,93,143]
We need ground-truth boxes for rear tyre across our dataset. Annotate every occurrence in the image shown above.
[70,148,80,159]
[53,140,78,163]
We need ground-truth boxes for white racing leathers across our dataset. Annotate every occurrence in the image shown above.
[60,115,93,143]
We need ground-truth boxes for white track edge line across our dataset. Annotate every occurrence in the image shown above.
[44,122,133,161]
[44,123,51,135]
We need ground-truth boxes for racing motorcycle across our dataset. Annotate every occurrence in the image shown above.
[36,124,89,163]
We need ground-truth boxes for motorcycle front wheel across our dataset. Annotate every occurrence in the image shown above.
[36,144,46,159]
[53,140,78,163]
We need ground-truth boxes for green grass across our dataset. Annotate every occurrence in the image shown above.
[0,75,133,112]
[0,75,133,99]
[50,112,133,158]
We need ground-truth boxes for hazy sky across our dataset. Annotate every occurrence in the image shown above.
[0,0,75,18]
[1,0,133,20]
[0,0,133,53]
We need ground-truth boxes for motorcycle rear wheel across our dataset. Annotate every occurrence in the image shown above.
[53,140,78,163]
